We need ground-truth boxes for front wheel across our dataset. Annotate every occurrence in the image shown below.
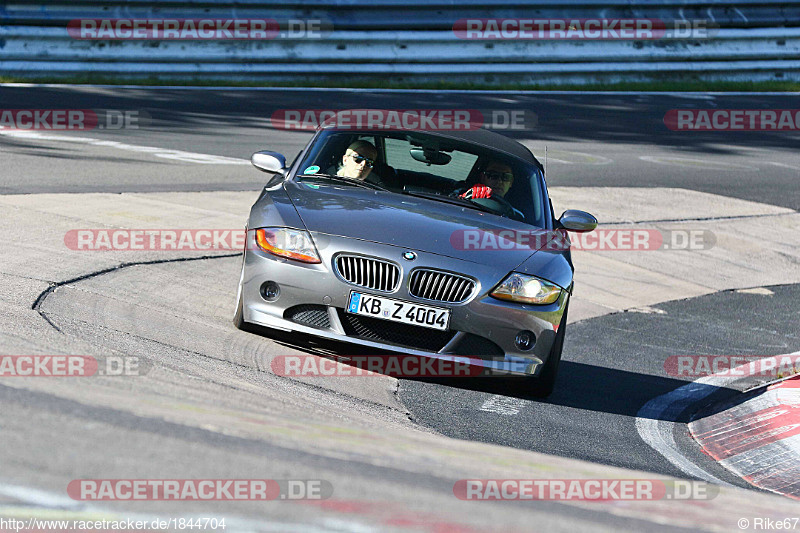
[233,252,246,330]
[529,327,564,398]
[507,301,568,398]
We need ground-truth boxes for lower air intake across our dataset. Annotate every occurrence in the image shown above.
[338,310,454,352]
[284,305,331,330]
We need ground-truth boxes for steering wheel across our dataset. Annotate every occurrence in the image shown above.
[469,194,520,220]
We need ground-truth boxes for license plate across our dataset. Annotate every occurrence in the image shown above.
[347,292,450,331]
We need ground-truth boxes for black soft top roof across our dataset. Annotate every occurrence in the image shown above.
[423,129,539,167]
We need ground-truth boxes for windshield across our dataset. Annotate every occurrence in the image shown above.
[295,130,547,228]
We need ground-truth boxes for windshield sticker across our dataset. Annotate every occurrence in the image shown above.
[303,165,321,174]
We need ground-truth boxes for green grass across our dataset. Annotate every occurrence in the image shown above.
[2,74,798,92]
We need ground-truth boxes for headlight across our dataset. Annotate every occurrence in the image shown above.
[255,228,321,264]
[490,273,561,305]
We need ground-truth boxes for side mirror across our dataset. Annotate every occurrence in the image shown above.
[558,210,597,233]
[251,151,287,175]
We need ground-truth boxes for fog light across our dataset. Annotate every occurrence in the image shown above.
[515,330,535,350]
[260,281,280,301]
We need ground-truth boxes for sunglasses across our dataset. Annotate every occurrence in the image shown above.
[348,153,375,168]
[483,170,514,182]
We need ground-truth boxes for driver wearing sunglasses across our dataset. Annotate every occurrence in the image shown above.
[460,161,515,199]
[337,140,377,181]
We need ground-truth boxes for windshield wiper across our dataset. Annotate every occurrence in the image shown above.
[297,174,388,191]
[402,190,497,215]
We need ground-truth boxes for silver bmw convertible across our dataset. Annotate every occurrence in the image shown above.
[234,126,596,396]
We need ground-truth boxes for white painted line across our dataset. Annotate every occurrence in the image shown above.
[0,129,249,165]
[547,151,613,165]
[526,147,614,166]
[667,94,717,101]
[635,380,733,485]
[735,287,775,295]
[627,306,668,315]
[636,351,800,486]
[639,155,759,172]
[0,483,82,509]
[767,161,800,171]
[480,395,525,416]
[0,482,347,532]
[321,518,379,533]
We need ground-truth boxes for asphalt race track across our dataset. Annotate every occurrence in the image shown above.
[2,85,800,531]
[2,86,799,210]
[401,284,800,487]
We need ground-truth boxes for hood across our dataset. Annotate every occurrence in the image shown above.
[284,180,558,271]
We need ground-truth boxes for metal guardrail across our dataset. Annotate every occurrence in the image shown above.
[1,1,799,84]
[3,27,798,63]
[3,4,800,29]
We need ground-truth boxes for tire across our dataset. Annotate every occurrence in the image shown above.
[233,290,245,330]
[233,253,246,330]
[530,301,568,397]
[528,326,565,397]
[507,301,568,398]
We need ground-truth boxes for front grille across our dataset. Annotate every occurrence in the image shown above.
[338,310,455,352]
[408,269,475,303]
[335,255,399,292]
[284,304,331,330]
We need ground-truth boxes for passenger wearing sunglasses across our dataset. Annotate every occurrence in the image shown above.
[337,140,377,181]
[460,161,515,199]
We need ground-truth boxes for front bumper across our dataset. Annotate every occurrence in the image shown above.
[240,231,569,377]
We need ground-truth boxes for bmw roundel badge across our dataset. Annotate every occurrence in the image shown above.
[403,251,417,261]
